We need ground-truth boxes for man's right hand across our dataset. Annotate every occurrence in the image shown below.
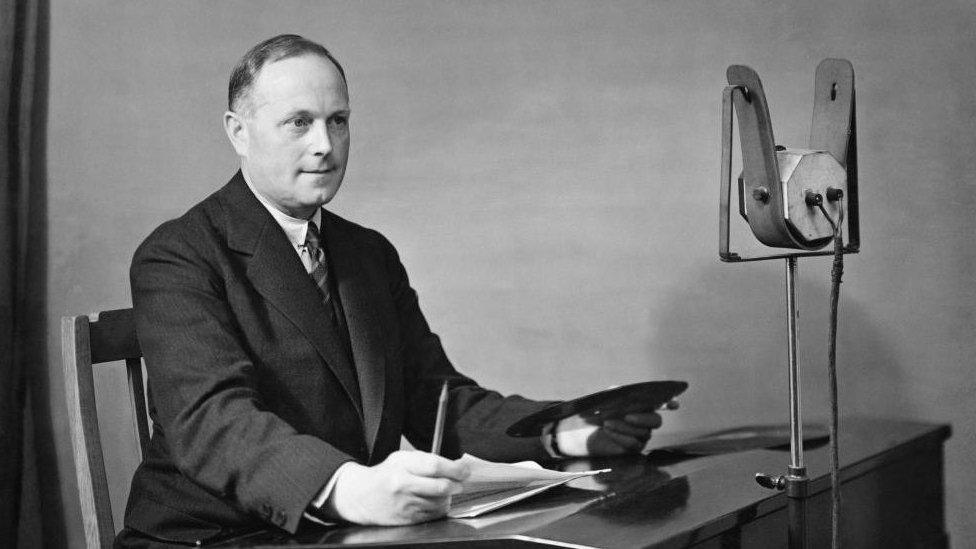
[326,451,470,525]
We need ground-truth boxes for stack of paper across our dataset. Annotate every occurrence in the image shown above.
[448,454,609,518]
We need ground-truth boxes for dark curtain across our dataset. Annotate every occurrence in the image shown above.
[1,0,48,546]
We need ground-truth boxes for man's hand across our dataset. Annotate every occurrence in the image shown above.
[554,400,677,457]
[326,451,470,525]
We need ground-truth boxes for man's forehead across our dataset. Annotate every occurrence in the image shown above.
[247,54,348,112]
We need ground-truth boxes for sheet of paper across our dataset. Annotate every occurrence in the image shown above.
[455,501,589,530]
[447,454,608,518]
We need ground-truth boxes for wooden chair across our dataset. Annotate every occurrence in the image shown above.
[62,308,149,548]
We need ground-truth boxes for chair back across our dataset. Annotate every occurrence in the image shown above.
[62,308,148,548]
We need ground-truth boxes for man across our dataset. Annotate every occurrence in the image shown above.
[117,35,666,547]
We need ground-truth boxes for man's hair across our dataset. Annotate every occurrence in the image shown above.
[228,34,347,113]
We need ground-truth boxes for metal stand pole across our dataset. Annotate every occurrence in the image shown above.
[756,257,809,548]
[786,256,803,472]
[784,256,808,549]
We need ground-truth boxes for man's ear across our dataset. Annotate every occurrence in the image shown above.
[223,111,248,156]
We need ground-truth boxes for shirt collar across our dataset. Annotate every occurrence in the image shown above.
[242,172,322,251]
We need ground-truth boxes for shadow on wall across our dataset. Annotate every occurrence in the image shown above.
[645,259,911,431]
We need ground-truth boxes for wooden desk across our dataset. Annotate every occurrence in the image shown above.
[222,417,949,548]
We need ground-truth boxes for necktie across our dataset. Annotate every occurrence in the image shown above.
[305,221,334,311]
[305,220,361,404]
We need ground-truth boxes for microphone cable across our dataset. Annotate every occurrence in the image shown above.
[817,199,845,549]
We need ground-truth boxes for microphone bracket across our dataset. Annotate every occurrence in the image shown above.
[719,59,860,263]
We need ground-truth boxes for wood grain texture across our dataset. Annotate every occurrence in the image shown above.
[62,311,146,548]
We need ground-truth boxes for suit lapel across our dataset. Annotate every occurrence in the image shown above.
[323,211,387,456]
[221,173,364,420]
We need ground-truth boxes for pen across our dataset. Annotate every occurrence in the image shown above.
[430,380,449,455]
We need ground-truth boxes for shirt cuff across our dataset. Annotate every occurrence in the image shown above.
[541,421,563,459]
[302,461,357,525]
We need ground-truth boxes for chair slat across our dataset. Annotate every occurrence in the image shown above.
[89,308,140,364]
[126,357,151,458]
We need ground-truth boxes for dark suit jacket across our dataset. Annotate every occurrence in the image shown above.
[122,172,552,545]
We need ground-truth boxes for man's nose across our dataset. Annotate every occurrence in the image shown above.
[310,120,333,155]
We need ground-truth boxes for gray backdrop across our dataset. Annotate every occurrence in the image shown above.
[42,0,975,546]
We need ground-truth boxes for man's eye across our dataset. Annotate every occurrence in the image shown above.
[329,116,348,127]
[289,118,310,129]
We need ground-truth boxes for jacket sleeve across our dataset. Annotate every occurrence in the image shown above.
[375,234,557,462]
[131,222,351,534]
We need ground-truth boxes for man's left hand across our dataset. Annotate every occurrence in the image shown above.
[554,404,673,457]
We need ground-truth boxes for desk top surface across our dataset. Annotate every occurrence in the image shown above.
[220,417,949,549]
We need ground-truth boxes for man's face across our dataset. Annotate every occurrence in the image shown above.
[227,54,350,218]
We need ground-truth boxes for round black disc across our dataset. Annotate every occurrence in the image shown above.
[506,380,689,437]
